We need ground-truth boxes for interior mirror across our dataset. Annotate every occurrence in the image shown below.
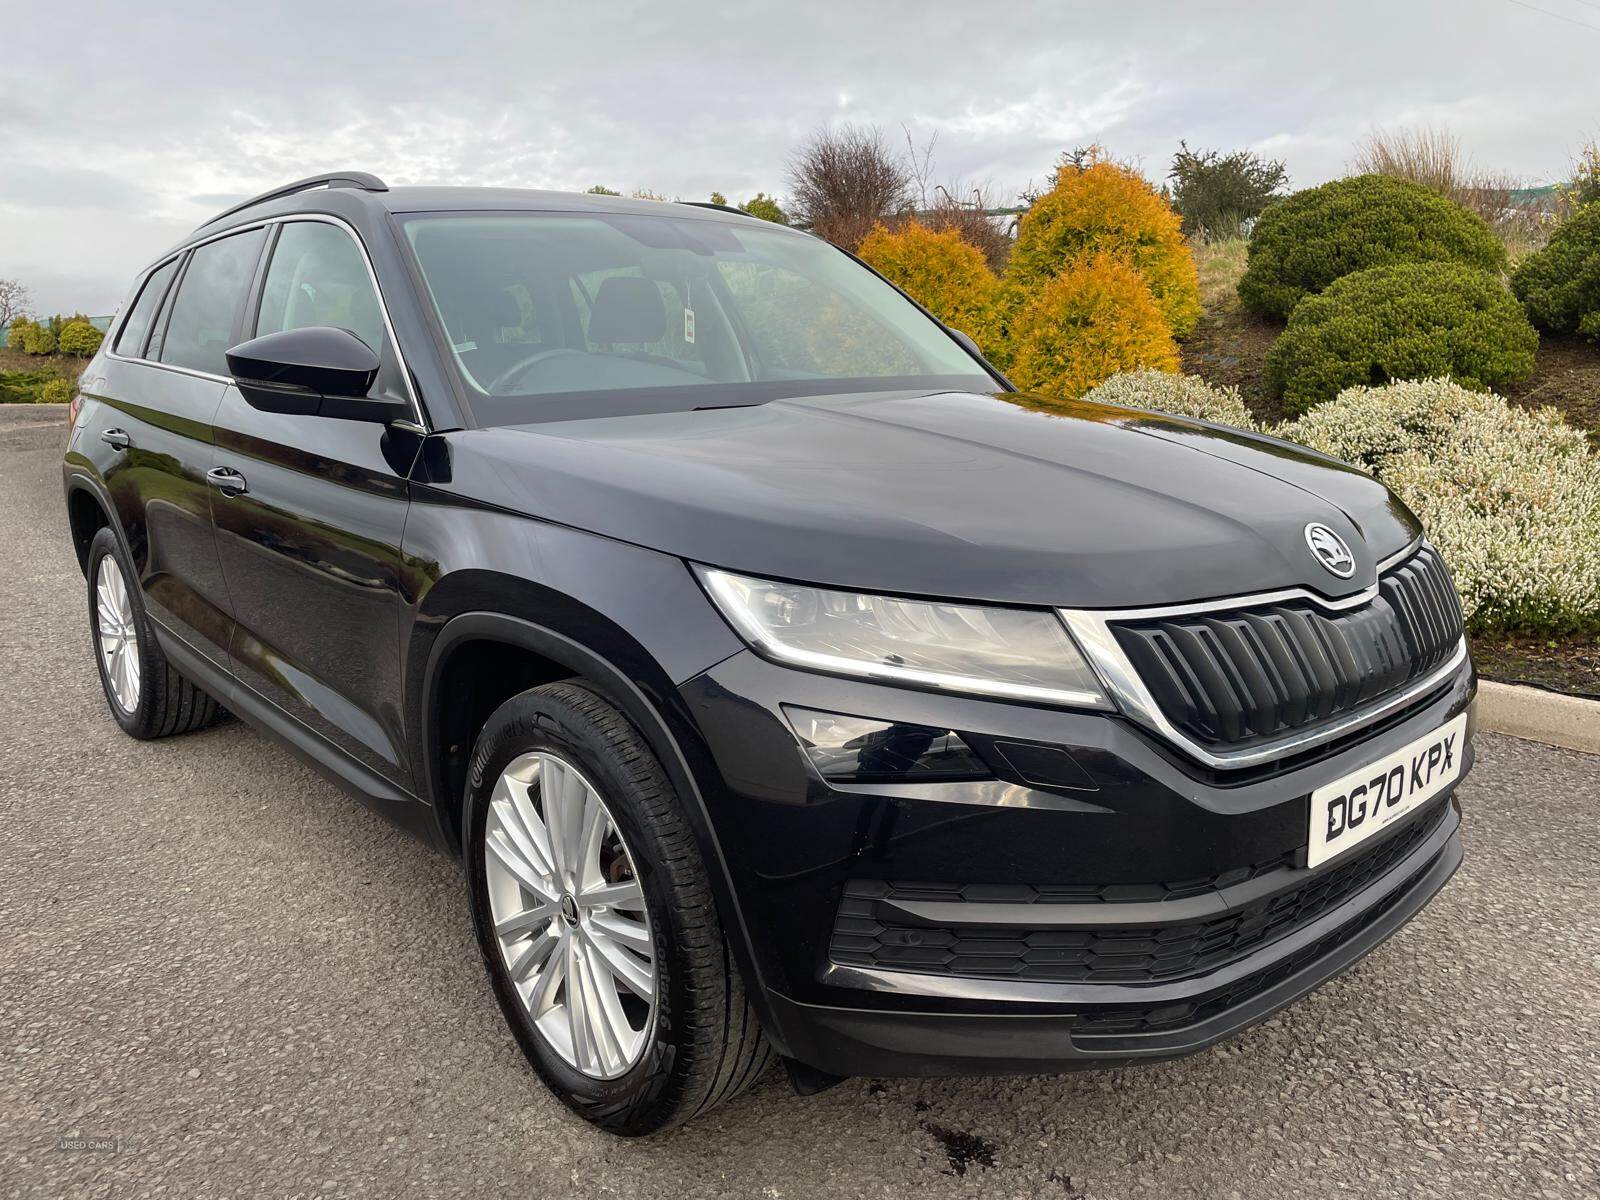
[225,326,403,422]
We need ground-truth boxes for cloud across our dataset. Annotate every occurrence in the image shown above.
[0,0,1594,314]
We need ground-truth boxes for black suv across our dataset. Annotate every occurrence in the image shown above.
[63,173,1474,1135]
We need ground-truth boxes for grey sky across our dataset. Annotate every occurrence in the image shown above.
[2,0,1595,316]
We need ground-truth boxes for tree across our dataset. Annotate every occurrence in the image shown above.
[1167,142,1289,238]
[708,191,728,206]
[585,184,621,196]
[786,123,912,248]
[0,278,30,330]
[739,193,787,225]
[1561,140,1600,213]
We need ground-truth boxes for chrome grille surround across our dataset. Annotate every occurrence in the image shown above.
[1059,540,1469,770]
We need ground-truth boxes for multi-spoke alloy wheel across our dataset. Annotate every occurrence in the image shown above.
[84,527,221,741]
[95,555,141,713]
[466,681,773,1133]
[483,751,657,1080]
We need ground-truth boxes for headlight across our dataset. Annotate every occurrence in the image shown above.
[697,567,1111,709]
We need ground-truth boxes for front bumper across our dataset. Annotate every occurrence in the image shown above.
[677,647,1475,1078]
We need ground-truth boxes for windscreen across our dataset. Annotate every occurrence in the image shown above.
[400,211,994,425]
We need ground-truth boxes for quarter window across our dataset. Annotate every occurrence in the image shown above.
[158,228,267,375]
[256,222,386,352]
[113,259,178,358]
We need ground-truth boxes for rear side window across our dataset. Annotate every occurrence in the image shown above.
[158,228,267,375]
[113,259,178,358]
[256,221,386,352]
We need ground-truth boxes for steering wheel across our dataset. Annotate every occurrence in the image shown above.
[487,347,585,394]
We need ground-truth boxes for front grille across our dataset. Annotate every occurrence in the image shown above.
[828,802,1446,986]
[1111,545,1463,749]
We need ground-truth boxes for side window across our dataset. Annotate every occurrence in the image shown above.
[256,222,386,352]
[158,227,267,375]
[113,259,178,358]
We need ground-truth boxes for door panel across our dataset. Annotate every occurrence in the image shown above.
[95,358,232,664]
[210,391,418,787]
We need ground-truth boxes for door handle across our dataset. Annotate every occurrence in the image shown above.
[100,428,131,450]
[206,466,249,496]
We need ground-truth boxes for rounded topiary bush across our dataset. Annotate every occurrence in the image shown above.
[1239,174,1506,319]
[1004,255,1180,400]
[857,220,1000,346]
[1080,370,1257,429]
[1263,262,1537,413]
[1511,201,1600,343]
[57,320,104,358]
[1005,157,1201,338]
[1279,379,1600,633]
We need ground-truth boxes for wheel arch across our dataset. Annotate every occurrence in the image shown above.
[411,588,787,1051]
[64,474,117,576]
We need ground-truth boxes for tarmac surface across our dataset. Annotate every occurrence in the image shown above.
[2,404,1596,1198]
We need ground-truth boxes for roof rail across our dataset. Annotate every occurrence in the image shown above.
[681,201,749,217]
[196,171,389,231]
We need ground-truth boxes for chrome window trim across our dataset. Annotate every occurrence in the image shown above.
[1057,538,1468,770]
[105,214,427,430]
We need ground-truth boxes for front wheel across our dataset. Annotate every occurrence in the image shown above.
[463,681,772,1135]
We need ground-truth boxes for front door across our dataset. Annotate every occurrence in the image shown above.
[208,218,422,789]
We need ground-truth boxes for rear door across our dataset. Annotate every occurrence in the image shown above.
[93,228,267,667]
[209,217,423,790]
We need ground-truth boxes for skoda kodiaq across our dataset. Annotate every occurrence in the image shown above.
[63,173,1473,1134]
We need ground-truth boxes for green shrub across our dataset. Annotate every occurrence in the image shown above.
[21,323,56,355]
[7,316,37,350]
[1511,201,1600,342]
[1263,262,1537,413]
[1238,174,1506,319]
[57,320,103,357]
[1167,142,1289,240]
[0,366,58,404]
[1004,254,1180,400]
[40,377,74,404]
[740,193,787,224]
[856,220,999,347]
[1279,379,1600,633]
[1005,154,1202,338]
[1080,369,1257,429]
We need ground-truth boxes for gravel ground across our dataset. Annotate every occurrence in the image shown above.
[2,404,1598,1199]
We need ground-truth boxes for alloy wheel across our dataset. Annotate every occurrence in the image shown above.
[95,556,140,714]
[483,752,657,1080]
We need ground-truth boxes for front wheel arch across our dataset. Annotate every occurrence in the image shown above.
[418,610,786,1057]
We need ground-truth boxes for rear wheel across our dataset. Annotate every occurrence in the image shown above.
[464,681,772,1135]
[86,526,224,740]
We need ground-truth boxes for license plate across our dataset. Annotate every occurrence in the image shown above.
[1306,713,1467,869]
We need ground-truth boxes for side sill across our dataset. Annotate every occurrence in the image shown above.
[152,622,440,848]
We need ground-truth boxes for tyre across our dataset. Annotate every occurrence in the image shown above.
[86,526,224,740]
[464,680,772,1135]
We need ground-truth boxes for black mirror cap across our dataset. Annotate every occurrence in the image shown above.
[226,326,399,422]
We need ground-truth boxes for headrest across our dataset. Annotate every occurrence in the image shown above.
[587,275,666,344]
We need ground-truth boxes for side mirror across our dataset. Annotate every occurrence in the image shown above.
[225,326,405,423]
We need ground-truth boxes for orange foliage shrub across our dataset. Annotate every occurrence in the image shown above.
[1005,155,1201,338]
[1004,254,1180,399]
[856,220,1000,347]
